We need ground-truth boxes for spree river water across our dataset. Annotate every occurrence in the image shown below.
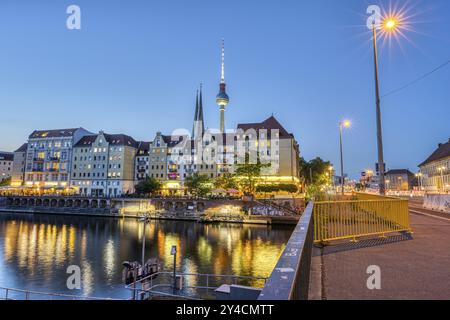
[0,212,294,299]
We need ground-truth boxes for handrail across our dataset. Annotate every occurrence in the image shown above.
[0,286,116,300]
[127,271,267,290]
[258,200,314,300]
[126,271,268,300]
[314,195,411,244]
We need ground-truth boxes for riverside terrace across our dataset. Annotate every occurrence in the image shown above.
[0,196,304,224]
[257,193,450,300]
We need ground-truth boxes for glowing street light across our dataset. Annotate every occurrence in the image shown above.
[328,166,335,190]
[339,120,351,195]
[383,17,399,31]
[415,172,423,191]
[370,13,403,195]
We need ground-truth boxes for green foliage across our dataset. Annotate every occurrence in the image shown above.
[235,160,270,195]
[256,184,298,194]
[299,157,333,186]
[135,176,162,196]
[300,157,334,199]
[185,173,212,198]
[214,173,238,190]
[0,177,11,187]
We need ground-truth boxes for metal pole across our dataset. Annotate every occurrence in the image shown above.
[372,26,386,195]
[173,253,177,292]
[141,218,146,266]
[339,123,345,196]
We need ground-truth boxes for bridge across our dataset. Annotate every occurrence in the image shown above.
[258,193,450,300]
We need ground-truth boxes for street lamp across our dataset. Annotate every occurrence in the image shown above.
[371,15,401,195]
[339,120,351,195]
[139,216,150,266]
[171,245,177,292]
[415,172,423,191]
[329,166,335,191]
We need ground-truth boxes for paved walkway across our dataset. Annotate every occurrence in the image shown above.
[309,207,450,300]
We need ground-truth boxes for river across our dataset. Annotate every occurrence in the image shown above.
[0,212,294,299]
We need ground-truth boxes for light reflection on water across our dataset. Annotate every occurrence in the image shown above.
[0,212,293,299]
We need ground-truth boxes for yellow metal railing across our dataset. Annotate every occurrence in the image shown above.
[313,195,411,244]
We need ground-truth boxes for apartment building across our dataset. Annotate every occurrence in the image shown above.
[135,141,151,181]
[11,143,28,186]
[0,152,14,183]
[71,131,138,197]
[24,128,92,188]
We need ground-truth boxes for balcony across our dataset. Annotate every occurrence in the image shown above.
[137,168,146,173]
[49,157,60,162]
[33,158,44,162]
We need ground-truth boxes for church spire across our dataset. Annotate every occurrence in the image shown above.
[192,90,199,138]
[198,83,205,134]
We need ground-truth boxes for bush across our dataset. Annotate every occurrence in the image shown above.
[256,184,298,194]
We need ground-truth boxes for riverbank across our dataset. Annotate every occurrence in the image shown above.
[0,207,300,225]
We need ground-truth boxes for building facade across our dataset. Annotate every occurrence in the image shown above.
[24,128,92,188]
[71,132,138,197]
[237,116,301,185]
[385,169,416,191]
[135,141,151,181]
[11,143,28,186]
[419,139,450,192]
[0,152,14,183]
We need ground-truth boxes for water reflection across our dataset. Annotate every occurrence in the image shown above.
[0,213,293,299]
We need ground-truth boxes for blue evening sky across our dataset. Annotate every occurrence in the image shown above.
[0,0,449,178]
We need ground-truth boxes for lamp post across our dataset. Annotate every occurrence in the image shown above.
[415,172,423,191]
[339,120,351,195]
[371,16,400,195]
[171,245,177,292]
[139,216,149,266]
[329,166,335,191]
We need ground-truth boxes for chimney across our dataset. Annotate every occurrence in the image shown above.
[438,143,443,148]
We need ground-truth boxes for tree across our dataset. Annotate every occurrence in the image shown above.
[299,157,333,186]
[135,177,162,196]
[185,173,212,198]
[214,173,238,190]
[256,184,299,194]
[235,154,270,195]
[0,177,11,187]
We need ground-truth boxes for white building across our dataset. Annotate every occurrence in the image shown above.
[419,139,450,192]
[71,131,138,197]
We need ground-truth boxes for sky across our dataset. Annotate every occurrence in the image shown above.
[0,0,449,178]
